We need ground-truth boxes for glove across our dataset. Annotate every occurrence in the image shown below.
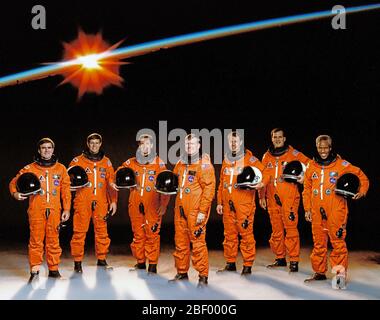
[196,212,206,225]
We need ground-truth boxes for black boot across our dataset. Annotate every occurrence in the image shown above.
[148,264,157,274]
[168,273,189,282]
[97,259,113,270]
[28,271,39,284]
[289,261,299,272]
[267,258,287,268]
[304,273,327,282]
[130,262,146,271]
[241,266,252,276]
[48,270,62,278]
[74,261,83,273]
[198,276,208,288]
[217,262,237,273]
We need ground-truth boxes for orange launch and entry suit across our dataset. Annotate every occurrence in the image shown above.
[217,149,268,267]
[9,161,71,271]
[118,156,169,265]
[303,156,369,274]
[173,155,215,277]
[261,146,310,262]
[70,153,117,262]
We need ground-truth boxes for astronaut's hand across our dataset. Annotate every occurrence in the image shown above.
[110,182,119,191]
[196,212,206,225]
[61,211,70,222]
[109,202,117,216]
[296,174,305,184]
[253,181,264,189]
[259,198,267,210]
[352,192,365,200]
[13,192,27,201]
[305,211,312,222]
[216,205,223,215]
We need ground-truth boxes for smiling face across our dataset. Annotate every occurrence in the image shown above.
[38,142,54,160]
[317,139,331,159]
[271,130,286,149]
[87,138,102,154]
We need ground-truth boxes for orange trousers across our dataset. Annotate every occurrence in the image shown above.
[71,200,110,261]
[129,204,162,265]
[173,206,209,277]
[268,205,300,262]
[28,207,61,271]
[222,205,255,267]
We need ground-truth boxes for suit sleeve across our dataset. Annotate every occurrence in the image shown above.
[296,151,311,166]
[106,160,118,203]
[60,166,72,211]
[302,166,313,212]
[217,164,224,206]
[258,154,269,199]
[198,164,216,215]
[347,164,370,195]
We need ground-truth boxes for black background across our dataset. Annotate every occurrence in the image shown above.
[0,0,379,253]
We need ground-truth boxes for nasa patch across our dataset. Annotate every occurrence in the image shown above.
[149,176,154,182]
[188,175,194,183]
[125,159,130,165]
[249,156,257,163]
[73,158,78,163]
[329,178,337,184]
[342,161,349,167]
[54,180,59,186]
[100,173,106,179]
[159,163,165,168]
[293,149,300,156]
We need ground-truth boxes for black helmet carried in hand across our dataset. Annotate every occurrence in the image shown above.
[335,173,360,198]
[155,170,178,195]
[16,172,41,196]
[115,167,136,189]
[282,160,306,183]
[68,166,89,189]
[237,166,262,189]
